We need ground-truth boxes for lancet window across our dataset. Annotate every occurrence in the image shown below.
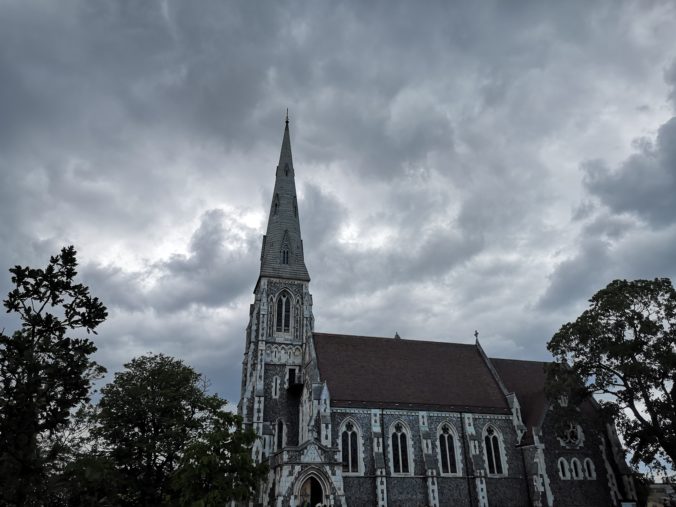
[340,421,360,474]
[390,422,412,475]
[276,292,291,333]
[438,423,459,475]
[483,425,505,476]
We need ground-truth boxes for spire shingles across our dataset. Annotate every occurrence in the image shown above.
[259,117,310,283]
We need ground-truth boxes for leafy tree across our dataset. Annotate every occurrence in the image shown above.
[95,354,264,506]
[170,410,267,506]
[0,246,107,505]
[547,278,676,470]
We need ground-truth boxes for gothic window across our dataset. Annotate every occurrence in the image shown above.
[558,458,571,479]
[340,420,360,474]
[284,163,289,176]
[281,247,289,264]
[275,292,291,333]
[276,420,284,450]
[438,423,459,475]
[583,458,596,479]
[571,458,583,480]
[390,422,412,475]
[558,422,584,448]
[273,194,279,215]
[483,425,505,476]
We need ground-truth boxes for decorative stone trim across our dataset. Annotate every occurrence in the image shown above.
[600,439,621,504]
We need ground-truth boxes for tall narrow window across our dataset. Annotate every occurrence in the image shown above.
[583,458,596,479]
[484,426,504,475]
[558,458,570,479]
[281,248,289,264]
[391,422,410,474]
[571,458,582,480]
[341,422,359,473]
[439,424,458,474]
[275,293,291,333]
[276,420,284,450]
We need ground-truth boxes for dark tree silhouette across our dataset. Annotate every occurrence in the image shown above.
[547,278,676,470]
[0,246,107,505]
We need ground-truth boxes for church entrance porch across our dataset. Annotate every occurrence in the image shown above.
[298,476,323,506]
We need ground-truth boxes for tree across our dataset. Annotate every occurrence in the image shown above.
[0,246,107,505]
[94,354,265,506]
[547,278,676,470]
[170,410,267,506]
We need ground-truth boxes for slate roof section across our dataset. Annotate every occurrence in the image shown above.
[490,358,548,441]
[313,333,510,413]
[258,118,310,284]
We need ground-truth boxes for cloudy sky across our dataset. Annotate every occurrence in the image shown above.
[1,0,676,404]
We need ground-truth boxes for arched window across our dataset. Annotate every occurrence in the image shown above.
[483,425,505,476]
[275,292,291,333]
[583,458,596,479]
[281,247,289,264]
[276,420,285,450]
[390,422,412,475]
[437,423,459,475]
[571,458,583,480]
[558,457,571,479]
[340,420,360,474]
[273,194,279,215]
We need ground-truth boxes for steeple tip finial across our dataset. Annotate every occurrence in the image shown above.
[285,108,289,126]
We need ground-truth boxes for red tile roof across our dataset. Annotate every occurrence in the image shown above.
[313,333,510,414]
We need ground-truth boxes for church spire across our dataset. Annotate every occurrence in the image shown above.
[258,115,310,283]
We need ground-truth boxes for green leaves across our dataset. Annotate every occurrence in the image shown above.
[0,246,108,505]
[547,278,676,470]
[93,354,265,506]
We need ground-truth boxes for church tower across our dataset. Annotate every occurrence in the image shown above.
[238,113,315,465]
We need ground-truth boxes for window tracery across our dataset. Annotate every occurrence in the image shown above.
[390,422,412,475]
[483,425,505,476]
[340,420,361,474]
[275,292,291,333]
[558,422,584,448]
[437,423,460,475]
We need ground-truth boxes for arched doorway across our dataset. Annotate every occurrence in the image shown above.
[298,476,323,506]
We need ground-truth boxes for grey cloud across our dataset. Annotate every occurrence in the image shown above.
[584,117,676,227]
[2,0,676,399]
[537,238,611,311]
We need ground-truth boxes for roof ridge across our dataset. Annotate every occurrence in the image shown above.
[313,331,477,347]
[491,357,551,364]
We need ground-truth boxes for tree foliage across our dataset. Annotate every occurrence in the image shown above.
[0,246,107,505]
[547,278,676,470]
[170,410,267,506]
[92,354,265,506]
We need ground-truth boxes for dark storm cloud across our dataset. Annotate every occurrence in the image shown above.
[2,0,676,396]
[583,117,676,227]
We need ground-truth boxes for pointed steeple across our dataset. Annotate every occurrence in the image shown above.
[258,114,310,283]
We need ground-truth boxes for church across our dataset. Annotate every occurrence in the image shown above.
[237,118,638,507]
